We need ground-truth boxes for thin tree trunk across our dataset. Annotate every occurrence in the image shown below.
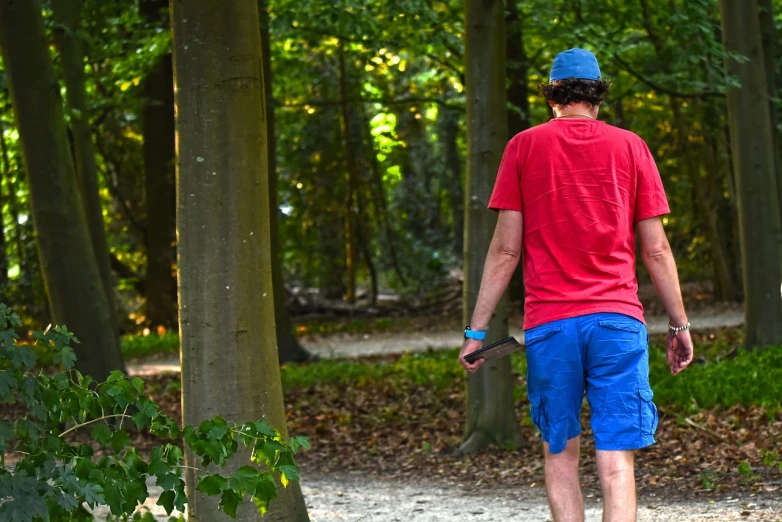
[457,0,522,455]
[51,0,118,326]
[0,149,7,289]
[140,0,177,327]
[505,0,530,308]
[171,1,310,520]
[719,0,782,346]
[0,0,124,379]
[437,92,464,257]
[0,119,25,274]
[259,0,312,363]
[360,103,407,286]
[338,42,358,303]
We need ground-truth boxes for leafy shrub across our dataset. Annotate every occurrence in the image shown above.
[0,304,309,521]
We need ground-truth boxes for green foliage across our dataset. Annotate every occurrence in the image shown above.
[0,305,308,521]
[649,344,782,409]
[121,332,180,359]
[281,338,782,411]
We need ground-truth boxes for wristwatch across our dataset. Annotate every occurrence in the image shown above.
[464,325,487,341]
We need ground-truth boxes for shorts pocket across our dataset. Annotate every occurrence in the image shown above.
[598,319,642,333]
[638,385,658,437]
[525,325,562,346]
[529,394,549,434]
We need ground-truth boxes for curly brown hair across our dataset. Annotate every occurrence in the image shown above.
[540,78,612,107]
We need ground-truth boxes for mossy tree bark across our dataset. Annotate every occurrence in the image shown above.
[458,0,522,455]
[0,0,124,380]
[719,0,782,346]
[171,1,310,520]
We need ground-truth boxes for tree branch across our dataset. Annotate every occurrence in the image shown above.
[611,54,725,99]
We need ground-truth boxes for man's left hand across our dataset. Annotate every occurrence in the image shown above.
[459,339,485,373]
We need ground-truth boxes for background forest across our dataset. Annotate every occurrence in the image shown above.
[2,0,782,520]
[0,0,767,333]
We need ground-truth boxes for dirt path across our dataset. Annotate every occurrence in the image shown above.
[127,309,744,376]
[92,470,782,521]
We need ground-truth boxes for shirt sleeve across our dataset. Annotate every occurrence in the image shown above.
[487,136,522,212]
[634,139,670,223]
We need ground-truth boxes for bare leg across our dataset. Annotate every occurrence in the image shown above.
[596,450,636,522]
[544,437,584,522]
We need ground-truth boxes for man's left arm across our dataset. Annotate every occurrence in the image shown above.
[459,209,523,373]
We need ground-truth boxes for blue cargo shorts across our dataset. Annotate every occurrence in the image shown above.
[524,311,659,454]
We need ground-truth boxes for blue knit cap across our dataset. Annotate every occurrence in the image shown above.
[549,48,601,83]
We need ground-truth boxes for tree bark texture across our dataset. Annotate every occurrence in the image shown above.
[258,0,312,363]
[170,1,310,520]
[719,0,782,346]
[52,0,118,327]
[141,0,178,327]
[757,0,782,215]
[0,0,124,379]
[459,0,522,455]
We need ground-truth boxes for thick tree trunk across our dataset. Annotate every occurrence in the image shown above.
[171,1,310,520]
[140,0,178,327]
[757,0,782,213]
[458,0,522,455]
[0,0,124,379]
[51,0,118,326]
[258,0,312,363]
[719,0,782,346]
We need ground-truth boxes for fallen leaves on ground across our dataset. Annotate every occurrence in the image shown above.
[135,363,781,503]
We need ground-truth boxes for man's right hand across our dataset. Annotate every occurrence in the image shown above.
[666,329,694,375]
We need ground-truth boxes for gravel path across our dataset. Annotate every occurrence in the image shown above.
[93,470,782,521]
[127,310,744,376]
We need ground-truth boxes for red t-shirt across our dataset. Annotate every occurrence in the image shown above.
[488,118,670,330]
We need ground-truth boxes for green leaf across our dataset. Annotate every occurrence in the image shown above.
[0,370,16,397]
[148,458,172,478]
[110,429,131,452]
[157,472,182,491]
[204,417,229,440]
[10,345,36,370]
[230,466,259,495]
[219,489,242,518]
[53,345,77,369]
[279,464,299,487]
[197,474,229,496]
[157,490,176,516]
[251,474,278,515]
[81,482,105,506]
[92,422,113,446]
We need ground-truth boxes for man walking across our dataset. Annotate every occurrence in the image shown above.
[458,48,694,522]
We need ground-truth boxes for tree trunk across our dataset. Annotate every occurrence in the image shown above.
[51,0,118,326]
[259,0,312,363]
[338,43,359,303]
[0,0,124,379]
[437,92,464,257]
[505,0,530,308]
[458,0,522,455]
[0,118,25,275]
[140,0,178,328]
[171,1,310,520]
[757,0,782,213]
[719,0,782,346]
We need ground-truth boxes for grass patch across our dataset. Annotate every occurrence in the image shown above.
[282,343,782,411]
[121,332,180,359]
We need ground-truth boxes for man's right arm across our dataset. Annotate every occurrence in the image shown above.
[637,216,694,375]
